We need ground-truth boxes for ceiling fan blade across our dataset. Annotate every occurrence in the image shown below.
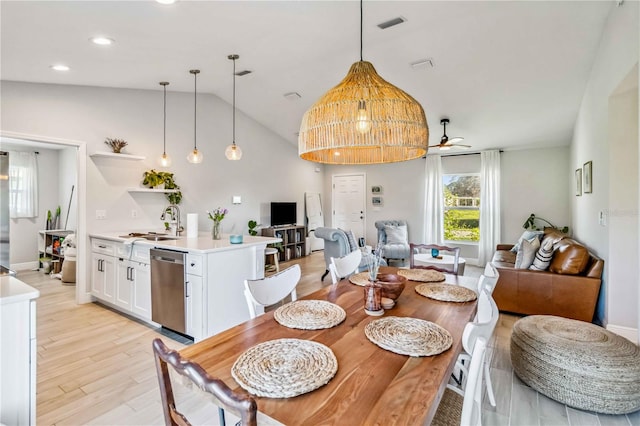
[452,144,472,149]
[448,136,465,143]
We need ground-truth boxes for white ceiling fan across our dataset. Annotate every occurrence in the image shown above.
[429,118,471,150]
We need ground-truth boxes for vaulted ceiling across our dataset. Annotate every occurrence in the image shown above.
[1,1,613,153]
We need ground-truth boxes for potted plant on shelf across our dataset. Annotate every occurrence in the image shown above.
[142,169,182,205]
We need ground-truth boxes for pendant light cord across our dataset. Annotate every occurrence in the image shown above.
[232,58,236,145]
[193,71,198,150]
[360,0,363,61]
[163,84,167,155]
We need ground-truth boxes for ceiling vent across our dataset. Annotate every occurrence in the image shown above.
[284,92,301,101]
[235,70,252,76]
[377,17,406,30]
[410,58,435,69]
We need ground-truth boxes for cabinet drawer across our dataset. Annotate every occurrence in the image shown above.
[91,239,116,256]
[186,254,203,276]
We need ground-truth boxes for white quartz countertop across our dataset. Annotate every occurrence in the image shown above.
[0,276,40,305]
[89,232,281,254]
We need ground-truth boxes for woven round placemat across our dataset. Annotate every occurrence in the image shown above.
[415,283,477,303]
[274,300,346,330]
[364,316,453,357]
[348,271,373,286]
[397,268,446,282]
[511,315,640,414]
[232,338,338,398]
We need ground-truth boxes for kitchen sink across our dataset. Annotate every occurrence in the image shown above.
[120,233,180,241]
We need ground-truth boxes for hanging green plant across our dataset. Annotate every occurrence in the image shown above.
[142,169,182,205]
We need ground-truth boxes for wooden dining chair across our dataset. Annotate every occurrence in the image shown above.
[152,338,257,426]
[244,264,300,318]
[329,250,362,286]
[454,288,499,407]
[432,333,487,426]
[409,243,461,275]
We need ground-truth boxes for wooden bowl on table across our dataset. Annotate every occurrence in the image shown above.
[376,274,407,301]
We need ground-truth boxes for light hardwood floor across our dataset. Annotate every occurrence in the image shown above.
[17,252,640,425]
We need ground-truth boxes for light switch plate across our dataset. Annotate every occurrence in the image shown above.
[96,209,106,220]
[232,196,241,204]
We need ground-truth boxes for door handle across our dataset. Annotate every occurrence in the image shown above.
[185,281,190,298]
[360,216,364,219]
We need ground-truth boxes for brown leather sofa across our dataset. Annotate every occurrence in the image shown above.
[491,231,604,322]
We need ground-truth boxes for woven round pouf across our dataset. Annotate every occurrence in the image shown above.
[511,315,640,414]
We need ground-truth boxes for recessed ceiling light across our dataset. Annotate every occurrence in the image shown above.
[156,0,176,4]
[377,17,406,30]
[90,37,114,46]
[50,64,70,71]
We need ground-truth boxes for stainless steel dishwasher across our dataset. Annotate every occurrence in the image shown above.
[150,248,187,334]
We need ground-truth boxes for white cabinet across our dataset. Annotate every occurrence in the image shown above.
[1,277,39,426]
[186,253,204,341]
[91,253,115,303]
[91,238,151,322]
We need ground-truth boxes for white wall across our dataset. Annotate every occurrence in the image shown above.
[570,0,639,330]
[500,146,571,244]
[1,81,324,288]
[323,146,572,265]
[608,76,638,334]
[3,145,59,266]
[58,147,77,231]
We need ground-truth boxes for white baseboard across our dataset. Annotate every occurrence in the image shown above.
[606,324,638,344]
[11,261,39,271]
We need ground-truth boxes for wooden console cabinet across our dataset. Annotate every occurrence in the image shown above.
[261,225,306,261]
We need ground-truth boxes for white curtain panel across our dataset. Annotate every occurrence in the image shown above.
[9,151,39,218]
[423,154,444,244]
[479,150,501,264]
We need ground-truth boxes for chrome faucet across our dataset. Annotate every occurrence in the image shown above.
[160,204,183,236]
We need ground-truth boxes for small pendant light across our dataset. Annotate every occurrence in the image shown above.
[187,69,203,164]
[158,81,172,167]
[225,54,243,161]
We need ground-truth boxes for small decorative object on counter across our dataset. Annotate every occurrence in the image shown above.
[104,137,128,153]
[431,248,439,258]
[230,234,243,244]
[208,207,228,240]
[248,220,259,236]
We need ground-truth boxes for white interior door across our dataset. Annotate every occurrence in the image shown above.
[332,174,366,242]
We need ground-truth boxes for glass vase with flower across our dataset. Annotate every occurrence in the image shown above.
[363,240,385,315]
[207,207,228,240]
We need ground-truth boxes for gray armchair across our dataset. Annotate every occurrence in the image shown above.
[375,220,410,264]
[314,227,386,281]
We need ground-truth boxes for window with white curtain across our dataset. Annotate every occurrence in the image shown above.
[443,173,481,243]
[9,151,38,218]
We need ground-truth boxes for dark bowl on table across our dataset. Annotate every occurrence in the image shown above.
[376,274,407,301]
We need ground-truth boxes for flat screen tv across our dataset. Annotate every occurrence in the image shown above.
[271,202,296,227]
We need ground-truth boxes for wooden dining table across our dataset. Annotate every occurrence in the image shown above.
[180,267,478,425]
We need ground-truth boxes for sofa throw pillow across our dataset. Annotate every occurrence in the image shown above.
[385,225,408,245]
[515,237,540,269]
[511,230,544,253]
[529,237,555,271]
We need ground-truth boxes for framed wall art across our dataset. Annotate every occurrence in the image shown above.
[575,168,582,196]
[371,185,383,194]
[372,196,383,206]
[583,161,592,194]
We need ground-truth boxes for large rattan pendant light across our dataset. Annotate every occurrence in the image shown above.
[298,0,428,164]
[225,54,243,161]
[158,81,172,167]
[187,69,203,164]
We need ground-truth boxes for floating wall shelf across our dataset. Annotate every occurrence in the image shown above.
[90,151,146,161]
[127,188,179,193]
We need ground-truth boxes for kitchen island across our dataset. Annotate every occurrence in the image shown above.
[89,232,280,341]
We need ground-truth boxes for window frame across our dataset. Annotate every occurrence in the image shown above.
[442,172,481,245]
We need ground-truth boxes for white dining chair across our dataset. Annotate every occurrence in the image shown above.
[244,264,300,318]
[477,262,499,295]
[329,250,362,286]
[433,331,488,426]
[454,288,499,407]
